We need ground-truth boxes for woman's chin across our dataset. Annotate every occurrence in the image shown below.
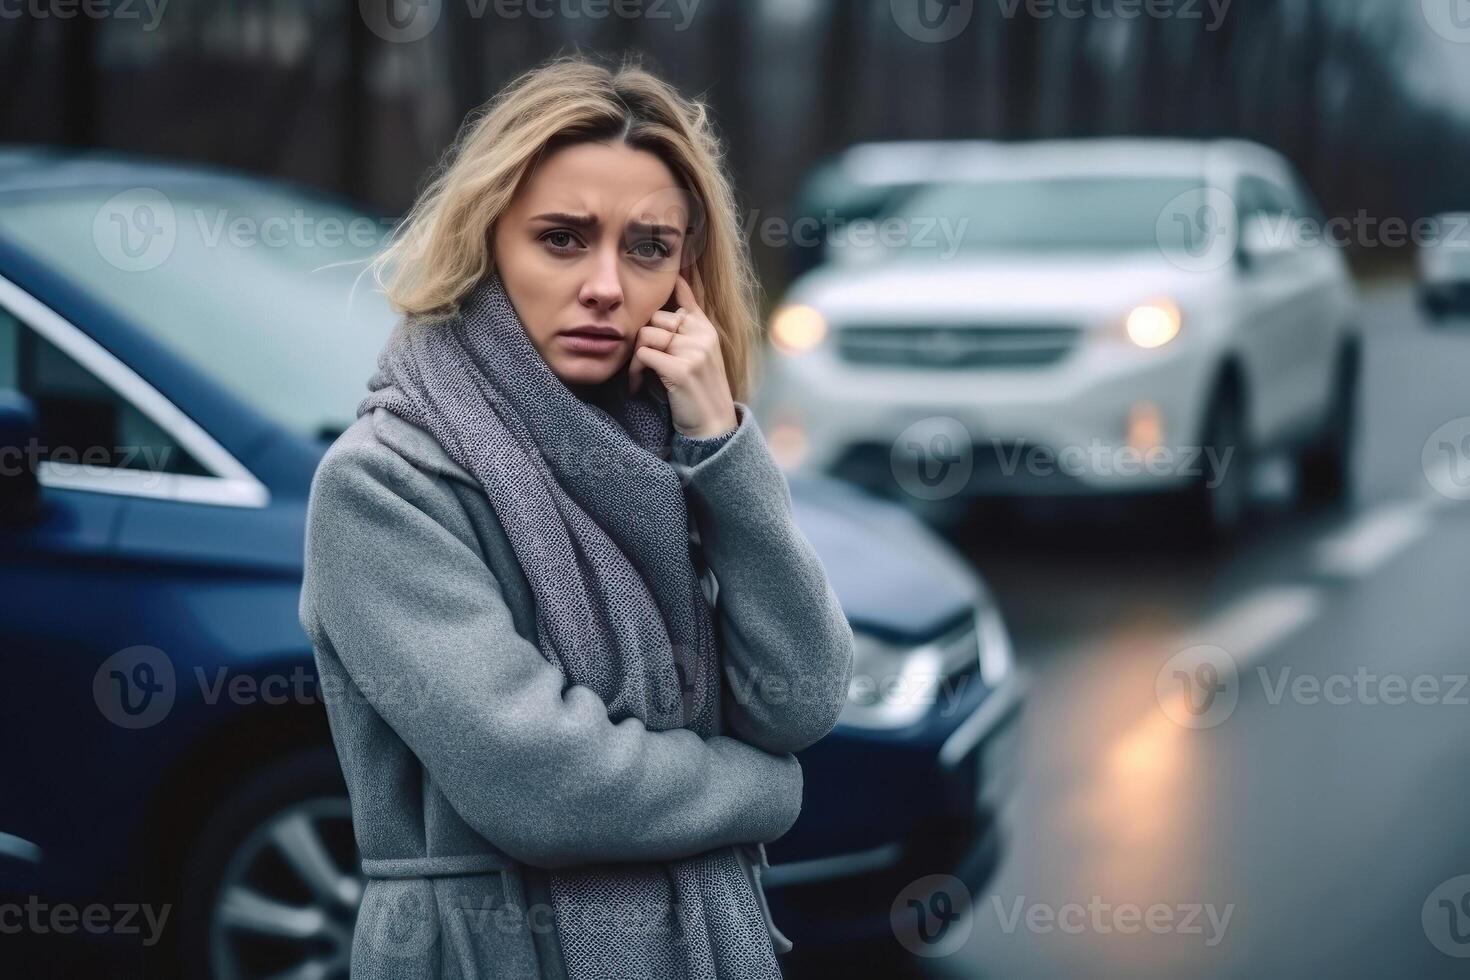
[549,356,624,389]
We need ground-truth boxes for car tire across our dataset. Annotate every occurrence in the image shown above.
[1296,345,1358,510]
[1179,380,1252,546]
[176,747,361,980]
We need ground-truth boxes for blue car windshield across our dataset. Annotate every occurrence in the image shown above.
[0,184,399,441]
[882,175,1206,255]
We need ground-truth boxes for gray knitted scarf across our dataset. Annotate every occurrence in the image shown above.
[356,272,780,979]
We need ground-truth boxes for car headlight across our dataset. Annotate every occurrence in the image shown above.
[1121,299,1183,349]
[840,604,1013,730]
[769,304,827,354]
[976,602,1014,688]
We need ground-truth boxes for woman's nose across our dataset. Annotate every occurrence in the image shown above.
[578,256,624,313]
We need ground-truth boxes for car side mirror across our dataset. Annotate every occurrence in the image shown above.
[0,390,44,527]
[1236,215,1294,272]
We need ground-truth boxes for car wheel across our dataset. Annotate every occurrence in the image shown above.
[177,748,362,980]
[1180,381,1252,545]
[1296,346,1358,510]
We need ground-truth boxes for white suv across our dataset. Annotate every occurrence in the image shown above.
[756,139,1360,537]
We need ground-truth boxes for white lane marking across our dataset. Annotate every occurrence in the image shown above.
[1315,500,1432,578]
[1177,585,1325,667]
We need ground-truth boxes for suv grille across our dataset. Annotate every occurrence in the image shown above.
[836,323,1080,368]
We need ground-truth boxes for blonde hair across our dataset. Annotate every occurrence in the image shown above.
[370,53,762,401]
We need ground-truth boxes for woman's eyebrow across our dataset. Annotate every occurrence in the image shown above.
[629,220,684,240]
[530,211,597,227]
[530,211,683,240]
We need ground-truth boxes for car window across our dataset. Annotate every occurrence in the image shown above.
[1262,181,1299,219]
[880,176,1206,255]
[1234,175,1275,222]
[0,305,209,478]
[0,185,397,443]
[1238,174,1305,219]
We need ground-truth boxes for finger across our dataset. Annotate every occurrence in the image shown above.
[648,310,689,333]
[654,308,718,345]
[627,344,645,393]
[673,273,701,314]
[637,324,678,352]
[633,344,688,386]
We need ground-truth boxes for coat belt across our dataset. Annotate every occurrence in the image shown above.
[360,853,515,879]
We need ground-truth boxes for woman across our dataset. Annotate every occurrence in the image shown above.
[297,53,855,979]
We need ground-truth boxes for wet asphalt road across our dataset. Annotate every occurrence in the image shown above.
[914,281,1470,979]
[21,284,1468,980]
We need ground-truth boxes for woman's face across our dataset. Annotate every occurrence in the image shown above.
[492,140,690,388]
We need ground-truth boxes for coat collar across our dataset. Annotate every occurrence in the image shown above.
[367,406,479,489]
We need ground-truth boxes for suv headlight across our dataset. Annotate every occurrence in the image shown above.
[1122,299,1183,349]
[840,604,1013,730]
[769,304,827,354]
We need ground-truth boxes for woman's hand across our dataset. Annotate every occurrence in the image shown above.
[629,273,738,439]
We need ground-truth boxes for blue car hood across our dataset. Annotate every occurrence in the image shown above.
[787,477,981,645]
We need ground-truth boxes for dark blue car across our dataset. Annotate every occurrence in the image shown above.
[0,148,1022,978]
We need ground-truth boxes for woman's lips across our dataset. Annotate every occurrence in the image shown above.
[558,329,623,356]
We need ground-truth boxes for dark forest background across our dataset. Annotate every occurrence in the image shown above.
[6,0,1470,295]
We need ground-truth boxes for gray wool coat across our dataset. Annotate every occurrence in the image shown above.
[297,398,855,979]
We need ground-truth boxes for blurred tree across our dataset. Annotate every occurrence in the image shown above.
[9,0,1467,290]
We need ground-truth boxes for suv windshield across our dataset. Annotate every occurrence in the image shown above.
[0,183,398,441]
[883,175,1205,256]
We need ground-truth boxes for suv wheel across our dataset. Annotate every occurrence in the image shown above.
[1180,382,1252,545]
[1296,346,1358,510]
[178,749,362,980]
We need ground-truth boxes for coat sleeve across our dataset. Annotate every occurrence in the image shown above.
[672,402,856,755]
[298,434,804,870]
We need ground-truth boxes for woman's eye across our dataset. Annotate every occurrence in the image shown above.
[542,230,580,252]
[630,239,672,261]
